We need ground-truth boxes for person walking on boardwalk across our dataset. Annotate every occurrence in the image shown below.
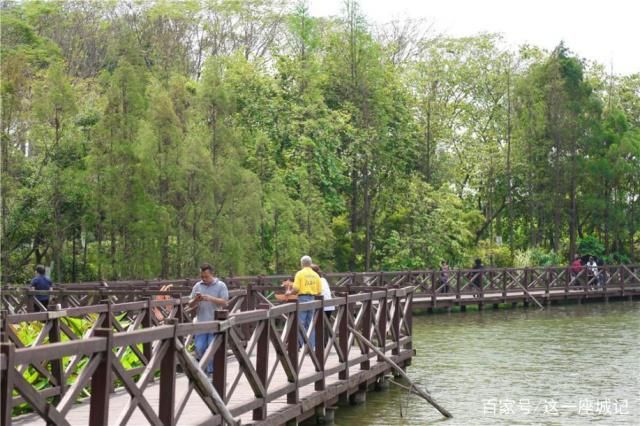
[189,263,229,376]
[283,255,322,350]
[440,260,450,293]
[470,258,484,296]
[570,255,583,285]
[311,264,335,320]
[31,265,52,311]
[311,264,334,348]
[586,256,599,286]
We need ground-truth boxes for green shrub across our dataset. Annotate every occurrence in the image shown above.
[577,235,605,257]
[513,248,564,267]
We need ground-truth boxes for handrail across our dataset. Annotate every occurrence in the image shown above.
[1,287,416,425]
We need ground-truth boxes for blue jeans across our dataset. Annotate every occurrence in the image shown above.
[194,333,216,375]
[298,295,315,350]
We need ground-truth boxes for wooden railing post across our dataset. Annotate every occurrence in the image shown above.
[213,310,228,401]
[545,269,551,302]
[172,293,184,323]
[1,342,15,426]
[338,295,350,381]
[315,296,326,391]
[0,310,8,343]
[242,284,256,343]
[406,290,413,352]
[142,297,153,363]
[378,291,388,360]
[48,305,65,409]
[360,295,372,371]
[24,292,34,313]
[392,292,401,356]
[431,271,437,308]
[254,317,270,420]
[502,270,507,302]
[89,328,112,426]
[456,271,461,302]
[159,319,177,426]
[287,302,299,404]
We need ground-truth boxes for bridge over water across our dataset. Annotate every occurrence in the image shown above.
[1,265,639,425]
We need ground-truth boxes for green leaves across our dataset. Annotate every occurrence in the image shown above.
[1,0,639,283]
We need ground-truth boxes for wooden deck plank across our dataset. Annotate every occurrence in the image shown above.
[12,345,393,426]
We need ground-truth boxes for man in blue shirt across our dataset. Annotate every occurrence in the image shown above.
[189,263,229,375]
[31,265,52,311]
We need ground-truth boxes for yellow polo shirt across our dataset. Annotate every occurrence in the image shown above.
[293,267,321,295]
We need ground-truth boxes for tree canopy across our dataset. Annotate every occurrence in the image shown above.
[2,0,638,283]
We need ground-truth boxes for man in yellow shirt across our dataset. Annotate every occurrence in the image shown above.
[284,255,321,349]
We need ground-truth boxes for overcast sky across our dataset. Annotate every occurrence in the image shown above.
[309,0,640,75]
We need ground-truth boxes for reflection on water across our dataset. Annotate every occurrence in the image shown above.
[335,302,640,425]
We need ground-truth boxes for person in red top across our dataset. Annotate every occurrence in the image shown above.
[570,255,583,285]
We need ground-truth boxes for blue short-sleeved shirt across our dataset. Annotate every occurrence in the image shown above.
[31,275,52,302]
[190,279,229,323]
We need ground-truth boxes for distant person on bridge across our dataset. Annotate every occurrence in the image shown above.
[30,265,52,311]
[312,263,335,318]
[570,255,583,285]
[189,263,229,376]
[586,256,599,286]
[283,255,322,350]
[470,258,483,296]
[312,263,334,348]
[440,260,450,293]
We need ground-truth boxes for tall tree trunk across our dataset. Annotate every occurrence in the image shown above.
[363,160,371,271]
[568,135,578,260]
[349,163,358,270]
[506,78,514,260]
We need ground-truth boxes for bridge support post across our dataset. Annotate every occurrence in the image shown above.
[350,389,366,405]
[375,375,390,391]
[316,406,336,424]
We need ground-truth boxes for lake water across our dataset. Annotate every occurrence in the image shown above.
[335,301,640,425]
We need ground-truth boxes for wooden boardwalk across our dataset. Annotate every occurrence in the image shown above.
[412,286,640,310]
[12,346,411,426]
[2,288,415,426]
[2,266,640,425]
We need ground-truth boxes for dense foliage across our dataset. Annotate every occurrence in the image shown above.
[2,0,639,282]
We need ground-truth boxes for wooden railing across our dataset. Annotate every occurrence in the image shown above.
[0,287,414,425]
[2,265,639,314]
